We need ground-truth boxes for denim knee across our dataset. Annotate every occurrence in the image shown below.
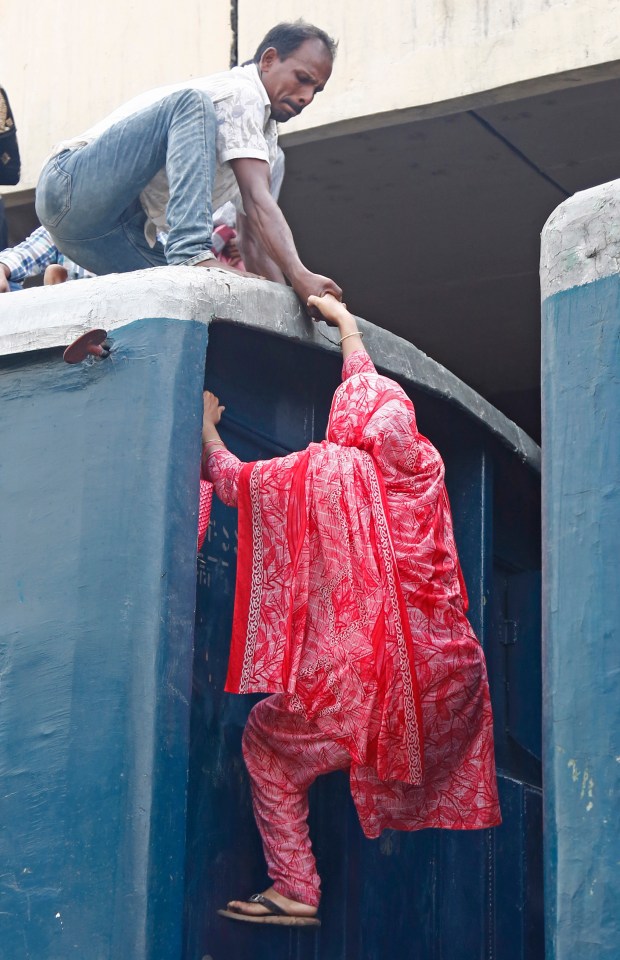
[161,87,216,122]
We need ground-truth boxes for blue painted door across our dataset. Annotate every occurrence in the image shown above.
[183,323,543,960]
[0,318,208,960]
[0,314,542,960]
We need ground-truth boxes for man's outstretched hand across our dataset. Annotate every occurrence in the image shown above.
[292,269,342,314]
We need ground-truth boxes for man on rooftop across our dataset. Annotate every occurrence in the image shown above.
[35,21,342,305]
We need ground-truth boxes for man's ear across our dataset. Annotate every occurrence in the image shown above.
[259,47,280,72]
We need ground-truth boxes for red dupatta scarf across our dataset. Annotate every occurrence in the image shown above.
[225,371,428,787]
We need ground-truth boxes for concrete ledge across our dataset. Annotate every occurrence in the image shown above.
[541,178,620,301]
[0,266,540,471]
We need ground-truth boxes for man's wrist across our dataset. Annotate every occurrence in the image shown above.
[288,262,311,287]
[0,262,11,280]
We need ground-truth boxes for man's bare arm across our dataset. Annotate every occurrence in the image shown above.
[236,212,286,283]
[230,157,342,304]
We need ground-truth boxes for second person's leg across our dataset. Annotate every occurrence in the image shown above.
[233,694,351,913]
[35,88,218,274]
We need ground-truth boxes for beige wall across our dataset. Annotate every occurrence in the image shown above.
[238,0,620,140]
[3,0,620,195]
[0,0,231,195]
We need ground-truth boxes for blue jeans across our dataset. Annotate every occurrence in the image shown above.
[35,88,218,274]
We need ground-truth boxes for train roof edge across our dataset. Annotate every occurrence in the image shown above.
[0,266,540,472]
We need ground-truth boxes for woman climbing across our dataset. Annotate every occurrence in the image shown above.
[200,293,501,926]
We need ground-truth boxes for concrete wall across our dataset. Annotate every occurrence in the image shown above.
[541,181,620,960]
[3,0,620,196]
[0,0,231,195]
[239,0,620,141]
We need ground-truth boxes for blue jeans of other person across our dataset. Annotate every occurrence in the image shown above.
[35,89,218,275]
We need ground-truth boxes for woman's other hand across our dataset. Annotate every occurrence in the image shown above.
[202,391,225,444]
[203,390,224,425]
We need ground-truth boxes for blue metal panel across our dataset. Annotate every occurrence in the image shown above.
[184,328,334,960]
[184,324,543,960]
[446,446,494,645]
[542,275,620,960]
[489,566,542,782]
[505,571,542,762]
[348,824,438,960]
[0,318,207,960]
[436,829,493,960]
[0,313,542,960]
[494,779,544,960]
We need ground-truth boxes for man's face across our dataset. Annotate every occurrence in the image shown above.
[259,39,333,123]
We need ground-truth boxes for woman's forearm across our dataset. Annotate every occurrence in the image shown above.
[202,421,224,447]
[202,446,243,507]
[337,312,366,361]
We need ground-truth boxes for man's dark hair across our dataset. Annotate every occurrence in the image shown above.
[253,20,338,63]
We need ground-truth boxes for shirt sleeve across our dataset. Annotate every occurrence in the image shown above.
[216,85,270,165]
[342,349,376,380]
[202,447,244,507]
[270,147,285,200]
[0,226,59,282]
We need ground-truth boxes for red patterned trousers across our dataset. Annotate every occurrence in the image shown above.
[242,694,351,908]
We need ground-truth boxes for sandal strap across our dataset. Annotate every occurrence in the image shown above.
[247,893,288,916]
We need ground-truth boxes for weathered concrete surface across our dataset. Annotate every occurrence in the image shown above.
[0,0,231,194]
[540,178,620,299]
[243,0,620,143]
[6,0,620,194]
[541,182,620,959]
[0,267,540,471]
[7,0,620,194]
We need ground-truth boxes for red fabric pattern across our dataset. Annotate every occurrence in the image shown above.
[220,444,424,787]
[242,695,351,907]
[197,479,213,552]
[204,350,501,837]
[213,225,246,270]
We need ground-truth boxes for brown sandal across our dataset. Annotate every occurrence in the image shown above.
[218,893,321,926]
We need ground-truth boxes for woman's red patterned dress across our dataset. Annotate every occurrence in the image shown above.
[201,350,500,906]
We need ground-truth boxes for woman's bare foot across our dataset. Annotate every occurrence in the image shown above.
[193,258,262,280]
[227,885,318,918]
